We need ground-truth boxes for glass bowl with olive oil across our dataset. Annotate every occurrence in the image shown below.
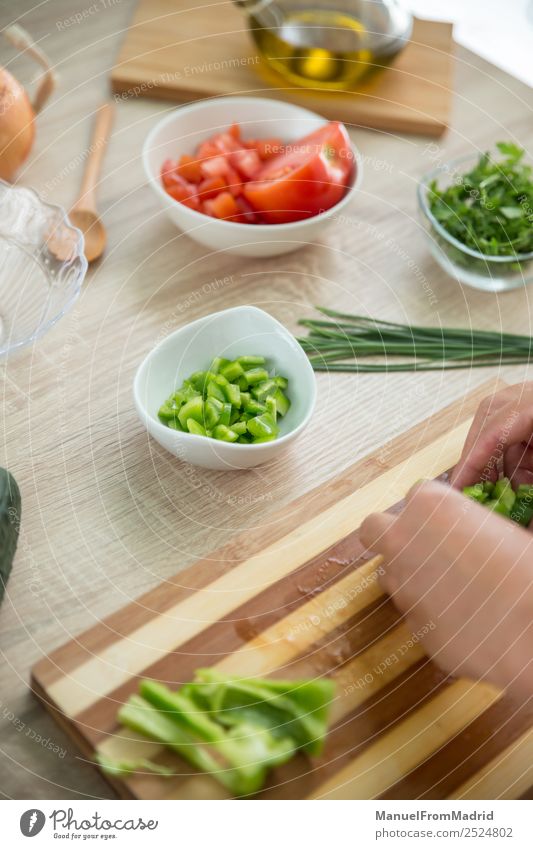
[245,0,412,90]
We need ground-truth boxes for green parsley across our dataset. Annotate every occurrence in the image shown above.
[428,142,533,257]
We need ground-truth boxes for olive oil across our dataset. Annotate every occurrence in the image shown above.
[246,1,412,90]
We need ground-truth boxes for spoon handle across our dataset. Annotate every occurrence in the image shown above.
[75,102,114,212]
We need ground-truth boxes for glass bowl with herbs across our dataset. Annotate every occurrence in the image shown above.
[418,142,533,292]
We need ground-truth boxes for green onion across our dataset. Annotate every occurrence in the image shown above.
[297,308,533,373]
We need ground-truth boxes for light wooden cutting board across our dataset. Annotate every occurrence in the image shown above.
[111,1,454,137]
[32,379,533,799]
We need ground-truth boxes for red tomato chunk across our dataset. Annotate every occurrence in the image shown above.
[160,121,354,224]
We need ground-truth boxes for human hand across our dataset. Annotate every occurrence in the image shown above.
[360,481,533,700]
[452,382,533,490]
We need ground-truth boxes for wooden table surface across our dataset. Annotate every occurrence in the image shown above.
[1,0,532,800]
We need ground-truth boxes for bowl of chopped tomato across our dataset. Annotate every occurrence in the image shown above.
[143,97,361,257]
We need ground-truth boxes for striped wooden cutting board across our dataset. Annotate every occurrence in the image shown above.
[32,380,533,800]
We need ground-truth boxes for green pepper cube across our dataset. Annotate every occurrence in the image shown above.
[463,483,488,503]
[178,396,204,429]
[273,375,288,389]
[237,375,248,390]
[244,399,266,415]
[482,481,494,494]
[167,419,183,430]
[206,381,226,403]
[252,379,277,401]
[229,406,241,425]
[244,367,269,385]
[204,398,222,429]
[209,357,230,374]
[158,402,177,422]
[220,360,245,382]
[187,419,207,436]
[231,421,248,436]
[238,355,265,367]
[188,371,209,392]
[213,424,239,442]
[237,433,252,443]
[265,396,277,420]
[273,387,290,417]
[247,413,279,439]
[492,477,515,514]
[511,502,533,526]
[486,498,512,516]
[214,373,229,387]
[219,403,232,426]
[224,382,241,407]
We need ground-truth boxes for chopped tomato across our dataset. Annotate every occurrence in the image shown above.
[203,191,239,219]
[165,175,200,210]
[233,196,259,223]
[245,138,284,160]
[160,121,353,224]
[224,165,243,197]
[197,176,227,199]
[229,147,262,179]
[161,158,178,190]
[243,122,353,224]
[200,154,230,179]
[176,154,203,183]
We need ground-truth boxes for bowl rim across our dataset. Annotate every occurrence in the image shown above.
[133,304,317,450]
[142,96,363,233]
[0,179,88,357]
[418,152,533,263]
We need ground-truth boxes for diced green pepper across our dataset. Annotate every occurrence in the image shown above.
[273,387,290,417]
[247,413,278,439]
[213,424,239,442]
[209,357,230,374]
[159,357,290,446]
[224,382,241,407]
[244,399,266,415]
[220,360,245,382]
[178,396,204,429]
[252,379,277,401]
[219,403,232,426]
[265,396,277,420]
[244,368,269,385]
[187,419,207,436]
[206,381,226,403]
[238,355,265,367]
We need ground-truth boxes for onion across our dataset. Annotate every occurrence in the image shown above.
[0,26,56,181]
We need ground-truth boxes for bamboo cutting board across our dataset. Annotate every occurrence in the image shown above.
[111,2,454,137]
[32,380,533,800]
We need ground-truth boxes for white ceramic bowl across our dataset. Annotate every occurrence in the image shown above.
[134,306,317,470]
[143,97,362,258]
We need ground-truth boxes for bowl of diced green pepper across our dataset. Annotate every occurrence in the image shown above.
[134,306,317,469]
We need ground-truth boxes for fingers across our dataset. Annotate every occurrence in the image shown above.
[452,400,533,490]
[451,384,533,489]
[360,511,395,553]
[504,442,533,486]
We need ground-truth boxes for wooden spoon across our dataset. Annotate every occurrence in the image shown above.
[69,103,114,263]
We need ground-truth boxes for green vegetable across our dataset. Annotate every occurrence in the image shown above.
[95,753,174,778]
[428,143,533,258]
[0,468,20,604]
[297,308,533,373]
[114,670,334,796]
[463,476,533,526]
[158,356,289,443]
